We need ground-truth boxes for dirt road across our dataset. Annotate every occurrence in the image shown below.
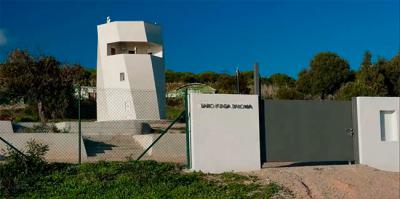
[246,164,400,199]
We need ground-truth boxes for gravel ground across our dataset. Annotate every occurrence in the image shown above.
[245,164,400,199]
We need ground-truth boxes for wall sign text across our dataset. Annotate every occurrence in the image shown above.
[200,103,253,110]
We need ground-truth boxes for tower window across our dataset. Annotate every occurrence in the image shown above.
[128,47,137,54]
[111,48,116,55]
[120,72,125,81]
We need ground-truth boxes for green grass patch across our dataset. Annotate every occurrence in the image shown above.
[1,161,286,198]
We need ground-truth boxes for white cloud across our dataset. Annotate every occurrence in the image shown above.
[0,29,7,46]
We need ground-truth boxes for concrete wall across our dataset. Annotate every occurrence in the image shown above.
[56,120,152,135]
[97,21,165,121]
[189,94,260,173]
[0,121,13,133]
[356,97,399,172]
[0,133,87,163]
[133,133,185,161]
[13,121,152,135]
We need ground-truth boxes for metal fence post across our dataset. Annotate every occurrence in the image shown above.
[236,67,240,94]
[78,84,82,164]
[254,63,260,95]
[185,89,191,168]
[136,111,185,161]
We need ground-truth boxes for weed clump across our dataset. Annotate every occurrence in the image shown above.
[0,139,49,196]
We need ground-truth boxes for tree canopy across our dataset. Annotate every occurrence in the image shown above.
[0,49,95,121]
[296,52,351,99]
[0,48,399,121]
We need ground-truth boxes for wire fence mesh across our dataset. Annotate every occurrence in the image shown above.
[0,87,188,165]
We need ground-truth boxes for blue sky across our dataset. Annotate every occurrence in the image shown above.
[0,0,399,77]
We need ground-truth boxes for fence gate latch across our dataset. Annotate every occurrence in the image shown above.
[346,128,354,136]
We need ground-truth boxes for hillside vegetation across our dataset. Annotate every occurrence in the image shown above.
[0,49,399,122]
[165,51,399,100]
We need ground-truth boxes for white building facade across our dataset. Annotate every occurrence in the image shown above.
[96,21,165,121]
[356,97,399,172]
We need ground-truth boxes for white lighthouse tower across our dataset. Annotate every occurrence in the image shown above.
[96,20,165,121]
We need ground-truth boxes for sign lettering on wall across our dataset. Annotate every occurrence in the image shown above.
[200,103,253,110]
[190,94,261,173]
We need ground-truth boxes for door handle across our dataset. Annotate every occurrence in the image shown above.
[346,128,354,136]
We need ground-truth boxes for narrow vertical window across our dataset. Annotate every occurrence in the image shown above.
[120,72,125,81]
[111,48,116,55]
[380,110,398,141]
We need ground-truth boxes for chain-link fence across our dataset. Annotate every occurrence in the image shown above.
[0,87,189,165]
[0,109,86,164]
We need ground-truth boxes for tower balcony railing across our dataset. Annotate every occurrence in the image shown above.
[107,53,163,59]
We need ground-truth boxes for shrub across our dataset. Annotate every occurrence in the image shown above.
[166,98,184,107]
[30,123,69,133]
[275,87,305,100]
[14,115,37,122]
[335,81,381,100]
[13,104,39,122]
[0,139,49,196]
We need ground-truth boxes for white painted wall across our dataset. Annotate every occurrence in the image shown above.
[356,97,399,172]
[97,21,162,45]
[189,94,261,173]
[97,21,165,121]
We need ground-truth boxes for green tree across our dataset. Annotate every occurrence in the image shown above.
[268,73,295,88]
[0,49,72,122]
[214,74,236,93]
[295,69,312,96]
[378,53,400,96]
[179,72,197,83]
[165,70,178,83]
[275,87,304,100]
[28,56,71,121]
[62,64,93,86]
[355,51,387,95]
[166,70,251,94]
[0,49,35,100]
[89,69,96,86]
[197,71,220,83]
[166,70,197,83]
[297,52,351,99]
[335,81,377,100]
